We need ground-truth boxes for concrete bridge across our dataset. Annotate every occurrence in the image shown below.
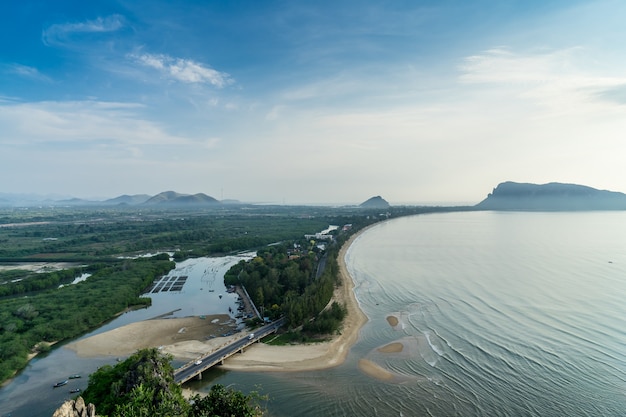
[174,318,285,384]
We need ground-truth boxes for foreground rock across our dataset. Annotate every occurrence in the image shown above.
[52,397,97,417]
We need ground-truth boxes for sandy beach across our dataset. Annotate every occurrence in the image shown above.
[66,230,371,373]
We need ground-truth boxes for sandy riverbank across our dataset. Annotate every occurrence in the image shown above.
[66,229,373,373]
[65,314,237,358]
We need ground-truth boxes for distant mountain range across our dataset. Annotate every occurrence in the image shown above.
[0,190,393,208]
[0,191,226,207]
[476,181,626,210]
[3,183,625,210]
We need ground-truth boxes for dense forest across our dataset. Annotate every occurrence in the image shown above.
[0,256,174,383]
[224,238,346,333]
[0,206,336,260]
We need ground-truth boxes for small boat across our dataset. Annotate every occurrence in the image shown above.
[69,388,81,394]
[53,380,68,388]
[68,374,81,379]
[218,294,222,299]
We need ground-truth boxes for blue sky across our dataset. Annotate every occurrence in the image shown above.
[2,0,626,204]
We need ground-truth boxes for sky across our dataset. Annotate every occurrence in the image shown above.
[2,0,626,205]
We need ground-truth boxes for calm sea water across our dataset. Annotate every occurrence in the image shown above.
[199,211,626,416]
[3,211,625,416]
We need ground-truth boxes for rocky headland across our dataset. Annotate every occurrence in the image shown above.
[476,181,626,210]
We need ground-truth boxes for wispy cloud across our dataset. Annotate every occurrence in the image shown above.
[0,100,190,148]
[459,47,626,114]
[3,64,51,82]
[459,47,573,84]
[130,53,233,87]
[42,14,125,47]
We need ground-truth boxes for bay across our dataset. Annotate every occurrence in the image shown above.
[194,211,626,416]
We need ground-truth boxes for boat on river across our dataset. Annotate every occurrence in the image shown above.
[53,380,68,388]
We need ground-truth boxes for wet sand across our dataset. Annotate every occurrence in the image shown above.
[65,315,236,358]
[377,342,404,353]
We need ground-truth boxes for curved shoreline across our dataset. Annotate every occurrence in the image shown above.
[66,227,374,372]
[222,229,370,371]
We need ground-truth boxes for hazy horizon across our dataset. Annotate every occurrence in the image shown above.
[0,189,479,207]
[3,1,626,205]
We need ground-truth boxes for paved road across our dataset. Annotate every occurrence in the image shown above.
[174,318,285,384]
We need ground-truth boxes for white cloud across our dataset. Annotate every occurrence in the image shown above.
[0,100,190,148]
[42,14,125,47]
[3,64,51,82]
[130,53,233,87]
[458,47,626,116]
[459,47,572,84]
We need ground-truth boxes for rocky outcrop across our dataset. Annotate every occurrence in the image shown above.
[52,397,98,417]
[476,181,626,210]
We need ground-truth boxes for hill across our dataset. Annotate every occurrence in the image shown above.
[476,181,626,211]
[359,196,390,209]
[144,191,220,205]
[104,194,152,205]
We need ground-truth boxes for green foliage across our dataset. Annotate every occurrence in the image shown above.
[189,384,266,417]
[224,235,346,331]
[82,349,263,417]
[83,348,188,417]
[302,301,347,334]
[0,206,334,259]
[0,268,80,297]
[0,258,174,384]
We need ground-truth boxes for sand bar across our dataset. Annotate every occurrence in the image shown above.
[66,315,235,358]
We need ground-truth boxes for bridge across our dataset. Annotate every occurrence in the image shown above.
[174,318,285,384]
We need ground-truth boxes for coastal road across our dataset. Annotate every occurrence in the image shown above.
[174,318,285,384]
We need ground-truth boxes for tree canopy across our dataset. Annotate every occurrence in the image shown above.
[81,348,264,417]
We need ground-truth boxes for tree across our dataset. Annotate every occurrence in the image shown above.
[83,348,188,417]
[188,384,265,417]
[82,349,264,417]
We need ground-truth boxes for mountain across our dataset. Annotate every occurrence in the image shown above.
[144,191,220,205]
[359,196,390,209]
[104,194,152,205]
[476,181,626,210]
[0,191,221,207]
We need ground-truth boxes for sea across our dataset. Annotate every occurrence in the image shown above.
[2,211,625,416]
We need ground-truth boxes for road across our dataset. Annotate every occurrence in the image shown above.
[174,318,285,384]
